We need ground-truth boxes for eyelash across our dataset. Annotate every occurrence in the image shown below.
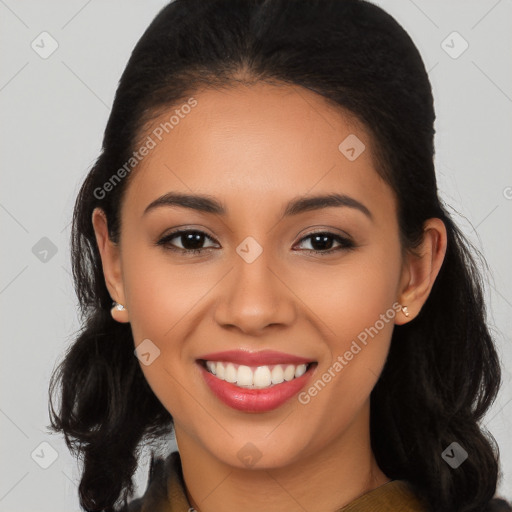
[155,229,356,256]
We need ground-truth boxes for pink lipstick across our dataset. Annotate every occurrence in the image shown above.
[196,350,317,413]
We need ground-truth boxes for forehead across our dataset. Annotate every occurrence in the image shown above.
[124,82,395,218]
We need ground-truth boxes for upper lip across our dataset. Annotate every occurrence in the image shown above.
[197,349,315,366]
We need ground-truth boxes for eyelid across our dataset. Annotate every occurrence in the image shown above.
[156,228,220,249]
[292,230,355,254]
[156,226,356,256]
[294,226,354,243]
[157,224,218,240]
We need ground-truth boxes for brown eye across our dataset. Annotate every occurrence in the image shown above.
[294,232,355,255]
[156,229,355,256]
[156,230,219,254]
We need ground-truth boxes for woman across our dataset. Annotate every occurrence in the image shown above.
[48,0,511,510]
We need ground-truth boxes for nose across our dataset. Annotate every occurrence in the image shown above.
[213,248,297,336]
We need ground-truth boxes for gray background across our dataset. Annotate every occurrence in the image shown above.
[1,0,511,510]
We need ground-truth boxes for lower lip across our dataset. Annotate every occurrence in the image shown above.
[198,362,316,413]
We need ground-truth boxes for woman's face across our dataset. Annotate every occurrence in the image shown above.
[99,82,409,469]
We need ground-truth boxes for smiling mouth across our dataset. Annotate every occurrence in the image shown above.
[197,360,317,390]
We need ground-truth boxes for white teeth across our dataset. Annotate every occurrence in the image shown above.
[253,366,272,388]
[295,364,307,378]
[215,362,225,380]
[225,363,237,383]
[204,361,310,389]
[283,364,296,381]
[271,365,284,384]
[237,365,253,386]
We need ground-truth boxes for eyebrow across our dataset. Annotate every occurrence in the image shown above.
[143,192,373,220]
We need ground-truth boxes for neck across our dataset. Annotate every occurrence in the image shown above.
[175,404,390,512]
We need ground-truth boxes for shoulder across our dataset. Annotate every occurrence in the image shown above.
[339,480,428,511]
[121,451,182,512]
[342,481,512,512]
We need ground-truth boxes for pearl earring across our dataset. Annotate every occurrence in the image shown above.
[401,305,409,317]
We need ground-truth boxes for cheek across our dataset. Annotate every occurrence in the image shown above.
[121,243,214,340]
[119,244,220,415]
[121,251,198,418]
[295,238,402,412]
[293,240,402,350]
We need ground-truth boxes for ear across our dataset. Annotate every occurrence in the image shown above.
[395,217,447,325]
[91,207,129,323]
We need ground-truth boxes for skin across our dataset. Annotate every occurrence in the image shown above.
[92,82,447,512]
